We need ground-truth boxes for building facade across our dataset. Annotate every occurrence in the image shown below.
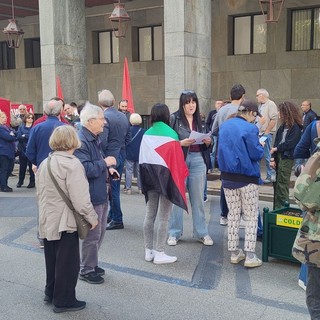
[0,0,319,116]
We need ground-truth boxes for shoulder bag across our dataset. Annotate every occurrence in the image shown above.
[47,155,91,239]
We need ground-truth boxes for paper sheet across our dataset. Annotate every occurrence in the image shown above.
[189,131,212,145]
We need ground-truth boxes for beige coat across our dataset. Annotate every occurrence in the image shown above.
[36,151,98,241]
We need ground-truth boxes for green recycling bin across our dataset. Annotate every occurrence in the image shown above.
[262,203,302,263]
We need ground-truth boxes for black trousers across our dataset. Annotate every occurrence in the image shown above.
[18,155,35,185]
[44,232,80,307]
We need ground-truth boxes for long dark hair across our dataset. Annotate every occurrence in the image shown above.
[150,103,170,125]
[178,91,202,130]
[278,101,303,128]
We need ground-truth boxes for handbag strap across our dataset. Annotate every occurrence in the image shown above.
[128,128,142,145]
[47,154,75,212]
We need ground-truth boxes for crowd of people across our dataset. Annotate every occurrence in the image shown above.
[1,85,319,317]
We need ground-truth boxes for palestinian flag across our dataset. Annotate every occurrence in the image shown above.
[139,121,189,211]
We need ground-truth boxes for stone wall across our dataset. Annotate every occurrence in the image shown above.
[212,0,320,113]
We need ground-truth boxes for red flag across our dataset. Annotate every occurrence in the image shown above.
[56,77,64,100]
[122,57,134,113]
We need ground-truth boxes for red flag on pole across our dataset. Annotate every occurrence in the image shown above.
[56,76,64,100]
[122,57,134,113]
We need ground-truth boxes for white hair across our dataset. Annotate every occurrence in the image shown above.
[98,89,114,108]
[44,99,63,116]
[257,88,269,98]
[130,113,142,125]
[80,101,103,126]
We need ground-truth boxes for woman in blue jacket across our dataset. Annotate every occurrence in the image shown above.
[0,111,16,192]
[16,113,35,188]
[218,100,264,268]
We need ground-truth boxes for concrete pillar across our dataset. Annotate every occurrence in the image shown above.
[164,0,211,113]
[39,0,87,107]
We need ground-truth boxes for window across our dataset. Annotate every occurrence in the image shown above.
[138,26,163,61]
[291,7,320,51]
[0,41,15,70]
[93,31,119,64]
[25,38,41,68]
[232,14,266,54]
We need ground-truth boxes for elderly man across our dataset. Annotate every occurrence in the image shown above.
[74,102,118,284]
[26,98,65,170]
[10,104,27,129]
[301,100,317,132]
[255,88,278,184]
[98,89,131,231]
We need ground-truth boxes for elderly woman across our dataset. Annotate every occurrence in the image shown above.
[16,112,35,188]
[124,113,145,194]
[0,111,16,192]
[36,125,99,313]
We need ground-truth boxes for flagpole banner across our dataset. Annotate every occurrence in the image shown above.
[0,97,11,126]
[122,57,135,113]
[56,76,64,100]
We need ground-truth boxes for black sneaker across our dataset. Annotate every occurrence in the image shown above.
[79,271,104,284]
[44,295,52,303]
[95,266,105,276]
[53,300,86,313]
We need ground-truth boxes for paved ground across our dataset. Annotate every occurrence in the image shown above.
[0,168,308,320]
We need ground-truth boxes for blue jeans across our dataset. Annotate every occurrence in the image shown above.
[108,154,125,223]
[168,152,208,239]
[263,133,276,179]
[220,186,229,218]
[210,136,218,170]
[125,159,141,190]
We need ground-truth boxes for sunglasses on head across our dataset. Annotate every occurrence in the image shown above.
[181,90,195,95]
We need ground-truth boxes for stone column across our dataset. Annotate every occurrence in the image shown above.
[39,0,87,106]
[164,0,211,113]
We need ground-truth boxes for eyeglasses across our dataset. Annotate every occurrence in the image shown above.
[27,116,34,119]
[181,90,195,95]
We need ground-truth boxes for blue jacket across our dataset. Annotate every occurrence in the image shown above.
[74,127,108,206]
[101,107,131,161]
[294,120,319,159]
[17,124,32,157]
[0,125,16,159]
[218,116,264,183]
[26,116,65,166]
[126,125,145,161]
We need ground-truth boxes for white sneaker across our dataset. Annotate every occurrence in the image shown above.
[220,217,228,226]
[126,189,132,195]
[244,254,262,268]
[167,236,178,246]
[145,249,155,262]
[153,251,177,265]
[230,249,245,264]
[199,235,214,246]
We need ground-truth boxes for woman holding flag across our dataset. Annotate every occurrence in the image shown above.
[139,103,188,264]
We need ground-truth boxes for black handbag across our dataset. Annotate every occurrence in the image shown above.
[47,155,91,239]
